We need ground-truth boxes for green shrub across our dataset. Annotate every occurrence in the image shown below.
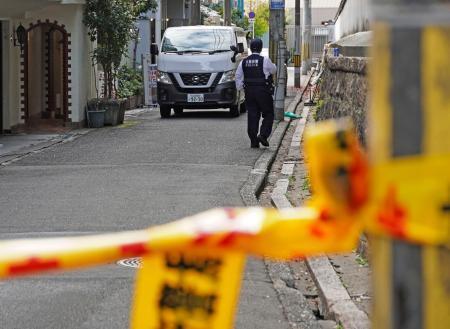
[313,98,325,121]
[117,66,143,99]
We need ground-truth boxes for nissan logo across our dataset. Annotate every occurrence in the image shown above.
[192,75,200,84]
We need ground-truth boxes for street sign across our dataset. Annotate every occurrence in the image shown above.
[143,55,158,107]
[248,11,255,19]
[270,0,285,10]
[249,18,255,23]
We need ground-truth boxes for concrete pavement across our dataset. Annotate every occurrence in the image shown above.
[0,108,291,329]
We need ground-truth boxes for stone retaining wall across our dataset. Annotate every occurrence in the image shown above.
[316,55,369,146]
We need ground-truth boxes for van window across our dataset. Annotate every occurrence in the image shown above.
[162,29,234,53]
[237,35,248,52]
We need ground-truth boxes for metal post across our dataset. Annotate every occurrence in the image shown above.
[190,0,201,26]
[370,1,450,329]
[224,0,232,26]
[269,3,285,66]
[294,0,301,87]
[160,0,168,32]
[274,39,286,121]
[301,0,311,75]
[269,1,286,121]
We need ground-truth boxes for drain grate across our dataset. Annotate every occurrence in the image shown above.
[117,257,142,269]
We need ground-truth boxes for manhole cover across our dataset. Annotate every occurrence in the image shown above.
[117,257,142,269]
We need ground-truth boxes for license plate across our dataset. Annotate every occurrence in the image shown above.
[187,94,204,103]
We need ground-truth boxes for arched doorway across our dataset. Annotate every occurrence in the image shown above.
[23,21,69,128]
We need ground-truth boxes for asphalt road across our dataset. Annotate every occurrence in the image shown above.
[0,109,290,329]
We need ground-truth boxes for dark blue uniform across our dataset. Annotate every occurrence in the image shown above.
[242,54,275,147]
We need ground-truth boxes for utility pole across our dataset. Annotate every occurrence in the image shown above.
[274,40,287,121]
[189,0,201,26]
[269,1,285,65]
[224,0,232,26]
[269,0,286,121]
[294,0,301,87]
[370,0,450,329]
[301,0,311,75]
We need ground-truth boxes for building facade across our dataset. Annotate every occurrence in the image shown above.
[0,0,98,132]
[334,0,370,40]
[129,0,204,67]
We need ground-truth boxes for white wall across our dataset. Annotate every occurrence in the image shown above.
[1,21,12,130]
[6,22,22,128]
[334,0,371,40]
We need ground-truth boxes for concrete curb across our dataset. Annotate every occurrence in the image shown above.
[269,105,371,329]
[240,92,302,207]
[307,258,371,329]
[0,130,91,166]
[240,93,324,329]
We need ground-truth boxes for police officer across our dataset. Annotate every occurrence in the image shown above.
[236,38,277,148]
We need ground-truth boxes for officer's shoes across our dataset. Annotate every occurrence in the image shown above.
[258,135,270,147]
[251,143,260,149]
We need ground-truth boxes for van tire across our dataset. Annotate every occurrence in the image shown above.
[230,105,240,118]
[160,106,171,118]
[239,102,247,114]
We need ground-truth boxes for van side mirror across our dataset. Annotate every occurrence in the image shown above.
[230,43,244,54]
[230,43,245,63]
[150,43,159,56]
[237,42,245,54]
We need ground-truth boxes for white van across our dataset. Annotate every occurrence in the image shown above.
[151,26,248,118]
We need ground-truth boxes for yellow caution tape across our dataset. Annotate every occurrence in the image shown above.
[306,118,450,245]
[0,206,361,279]
[0,118,448,328]
[366,154,450,245]
[132,251,245,329]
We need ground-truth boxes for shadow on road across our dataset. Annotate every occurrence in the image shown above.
[168,110,242,120]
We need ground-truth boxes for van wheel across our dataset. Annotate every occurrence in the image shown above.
[160,106,171,118]
[230,105,240,118]
[174,107,183,116]
[239,102,247,114]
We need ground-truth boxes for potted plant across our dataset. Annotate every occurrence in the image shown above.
[86,99,106,128]
[83,0,156,126]
[117,65,144,115]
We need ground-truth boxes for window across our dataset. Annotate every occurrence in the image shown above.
[162,29,235,53]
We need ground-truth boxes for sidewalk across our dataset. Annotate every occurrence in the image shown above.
[0,131,90,165]
[0,108,150,165]
[267,100,372,328]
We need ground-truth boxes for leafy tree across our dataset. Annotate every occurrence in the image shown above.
[254,2,269,38]
[83,0,157,99]
[232,8,249,30]
[207,2,223,16]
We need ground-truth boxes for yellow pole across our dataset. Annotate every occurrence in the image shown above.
[369,1,450,328]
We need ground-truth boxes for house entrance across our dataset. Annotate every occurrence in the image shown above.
[24,22,69,128]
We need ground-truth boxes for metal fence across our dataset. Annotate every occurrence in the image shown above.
[286,25,334,59]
